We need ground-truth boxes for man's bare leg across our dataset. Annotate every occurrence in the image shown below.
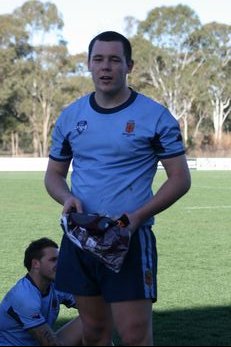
[77,296,113,346]
[56,316,83,346]
[112,299,153,346]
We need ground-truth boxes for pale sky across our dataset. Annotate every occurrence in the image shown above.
[0,0,230,54]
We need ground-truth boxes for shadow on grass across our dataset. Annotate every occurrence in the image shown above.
[55,305,231,346]
[153,306,231,346]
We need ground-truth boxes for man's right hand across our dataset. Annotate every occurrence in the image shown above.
[63,196,83,214]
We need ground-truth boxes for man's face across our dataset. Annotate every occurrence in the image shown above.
[88,40,133,95]
[37,247,59,282]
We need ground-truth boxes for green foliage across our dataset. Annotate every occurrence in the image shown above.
[132,7,231,149]
[138,5,201,50]
[0,1,230,155]
[0,1,91,156]
[13,0,64,33]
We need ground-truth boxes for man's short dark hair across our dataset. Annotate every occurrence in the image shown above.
[24,237,58,271]
[88,31,132,65]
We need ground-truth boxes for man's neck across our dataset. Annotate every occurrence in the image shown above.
[94,86,131,109]
[28,272,51,295]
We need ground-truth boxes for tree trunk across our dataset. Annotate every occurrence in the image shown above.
[11,132,19,156]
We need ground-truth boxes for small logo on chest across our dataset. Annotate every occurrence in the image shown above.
[76,120,88,134]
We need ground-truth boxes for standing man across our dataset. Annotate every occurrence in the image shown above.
[44,31,191,346]
[0,238,82,346]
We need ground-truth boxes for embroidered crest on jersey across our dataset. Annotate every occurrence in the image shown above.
[123,120,135,137]
[76,120,88,134]
[125,120,135,133]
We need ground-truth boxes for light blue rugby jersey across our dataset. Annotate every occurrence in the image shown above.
[0,274,75,346]
[50,90,185,222]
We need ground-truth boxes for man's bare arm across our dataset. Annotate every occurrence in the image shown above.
[44,158,83,213]
[29,323,63,346]
[127,154,191,230]
[44,158,72,206]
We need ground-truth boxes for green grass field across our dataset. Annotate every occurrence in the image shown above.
[0,170,231,345]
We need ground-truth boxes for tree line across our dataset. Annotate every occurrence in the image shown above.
[0,0,230,157]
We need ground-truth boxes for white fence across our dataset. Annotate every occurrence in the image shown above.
[0,157,231,171]
[0,157,49,171]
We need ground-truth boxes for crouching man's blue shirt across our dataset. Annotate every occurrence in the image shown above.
[0,274,75,346]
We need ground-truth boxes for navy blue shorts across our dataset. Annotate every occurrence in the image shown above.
[55,226,157,303]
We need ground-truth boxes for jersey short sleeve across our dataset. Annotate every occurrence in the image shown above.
[56,290,76,308]
[49,95,92,162]
[0,279,46,332]
[8,287,45,330]
[152,108,185,159]
[49,115,73,161]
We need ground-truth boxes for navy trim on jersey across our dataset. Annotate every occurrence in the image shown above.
[49,154,71,162]
[7,307,23,326]
[25,274,50,298]
[60,137,73,157]
[158,150,185,159]
[25,274,40,292]
[89,89,138,114]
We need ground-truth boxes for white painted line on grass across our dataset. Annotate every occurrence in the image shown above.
[185,206,231,210]
[193,186,231,190]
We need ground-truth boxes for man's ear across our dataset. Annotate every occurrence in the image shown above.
[31,259,40,270]
[127,59,134,74]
